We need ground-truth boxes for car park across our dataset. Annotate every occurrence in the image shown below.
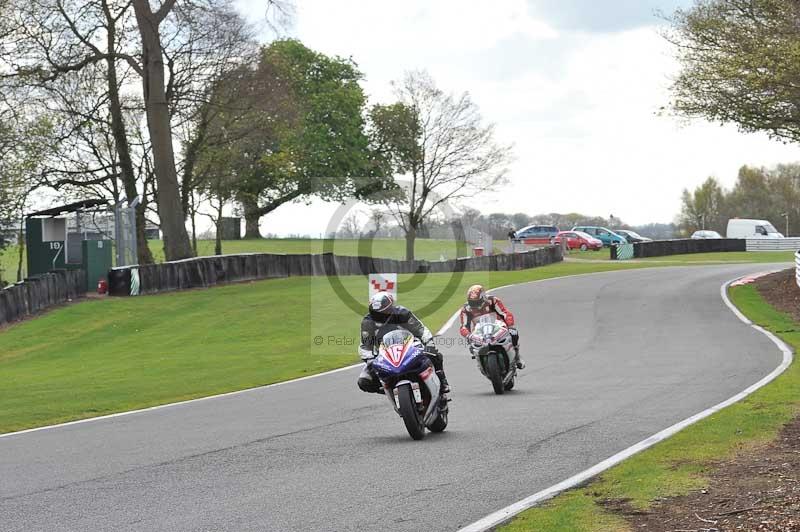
[553,230,603,251]
[614,229,652,243]
[691,230,722,239]
[513,224,559,244]
[571,226,627,247]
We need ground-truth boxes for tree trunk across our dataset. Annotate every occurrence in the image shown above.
[105,3,154,265]
[215,200,224,255]
[16,213,25,282]
[405,225,417,261]
[134,204,152,263]
[241,196,262,238]
[132,0,193,261]
[190,193,197,254]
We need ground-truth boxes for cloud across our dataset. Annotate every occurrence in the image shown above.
[233,0,800,235]
[293,0,558,56]
[529,0,693,32]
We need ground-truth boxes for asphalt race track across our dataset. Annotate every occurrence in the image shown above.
[0,264,788,531]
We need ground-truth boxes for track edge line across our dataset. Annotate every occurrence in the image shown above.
[456,274,794,532]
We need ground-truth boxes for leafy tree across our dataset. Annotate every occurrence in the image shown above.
[1,0,265,262]
[678,165,800,236]
[678,177,726,233]
[668,0,800,143]
[726,165,800,235]
[0,113,52,284]
[375,70,512,260]
[510,213,532,230]
[218,39,391,238]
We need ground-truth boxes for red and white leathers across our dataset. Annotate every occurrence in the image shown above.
[459,295,525,369]
[459,295,515,338]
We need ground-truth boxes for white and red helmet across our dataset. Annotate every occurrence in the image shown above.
[369,291,396,320]
[467,284,486,309]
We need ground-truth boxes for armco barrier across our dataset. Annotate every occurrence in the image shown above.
[629,238,746,259]
[796,251,800,289]
[108,247,563,296]
[746,238,800,251]
[0,270,87,327]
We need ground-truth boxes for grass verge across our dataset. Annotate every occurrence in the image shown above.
[0,261,649,434]
[499,281,800,531]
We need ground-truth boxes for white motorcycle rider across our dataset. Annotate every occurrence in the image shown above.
[469,314,518,394]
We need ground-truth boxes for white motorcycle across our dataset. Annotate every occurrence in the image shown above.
[469,314,517,394]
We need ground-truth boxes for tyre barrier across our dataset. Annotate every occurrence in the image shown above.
[611,238,746,260]
[0,269,87,327]
[107,247,563,297]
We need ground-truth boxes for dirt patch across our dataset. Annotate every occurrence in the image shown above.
[616,416,800,531]
[756,269,800,323]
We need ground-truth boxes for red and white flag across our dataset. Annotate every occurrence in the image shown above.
[368,273,398,301]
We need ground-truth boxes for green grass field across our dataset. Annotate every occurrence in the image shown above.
[147,238,513,262]
[501,281,800,531]
[1,238,513,281]
[0,245,22,284]
[0,261,651,434]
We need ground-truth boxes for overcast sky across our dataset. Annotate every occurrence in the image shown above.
[235,0,800,235]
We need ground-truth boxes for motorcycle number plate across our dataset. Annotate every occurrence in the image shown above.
[412,386,422,403]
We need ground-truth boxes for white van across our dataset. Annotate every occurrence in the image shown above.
[726,219,784,239]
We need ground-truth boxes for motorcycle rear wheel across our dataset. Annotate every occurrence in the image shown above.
[486,353,505,395]
[397,385,426,440]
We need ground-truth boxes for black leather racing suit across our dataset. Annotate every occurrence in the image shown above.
[357,305,446,393]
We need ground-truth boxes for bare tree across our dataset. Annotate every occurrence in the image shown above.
[0,0,267,262]
[368,209,385,237]
[371,71,512,260]
[339,214,362,238]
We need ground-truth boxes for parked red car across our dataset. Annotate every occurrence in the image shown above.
[553,230,603,251]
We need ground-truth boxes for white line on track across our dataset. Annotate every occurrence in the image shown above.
[457,274,794,532]
[0,363,363,440]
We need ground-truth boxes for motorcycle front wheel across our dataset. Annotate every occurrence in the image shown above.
[397,385,426,440]
[485,352,505,395]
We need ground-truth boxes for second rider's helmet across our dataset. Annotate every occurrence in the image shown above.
[369,291,396,322]
[467,284,487,309]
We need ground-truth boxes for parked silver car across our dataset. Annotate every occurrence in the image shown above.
[690,230,722,239]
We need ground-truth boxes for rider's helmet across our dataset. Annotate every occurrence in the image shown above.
[369,291,396,321]
[467,284,487,309]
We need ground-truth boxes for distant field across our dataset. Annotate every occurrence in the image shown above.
[147,238,513,262]
[1,238,514,281]
[0,246,22,284]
